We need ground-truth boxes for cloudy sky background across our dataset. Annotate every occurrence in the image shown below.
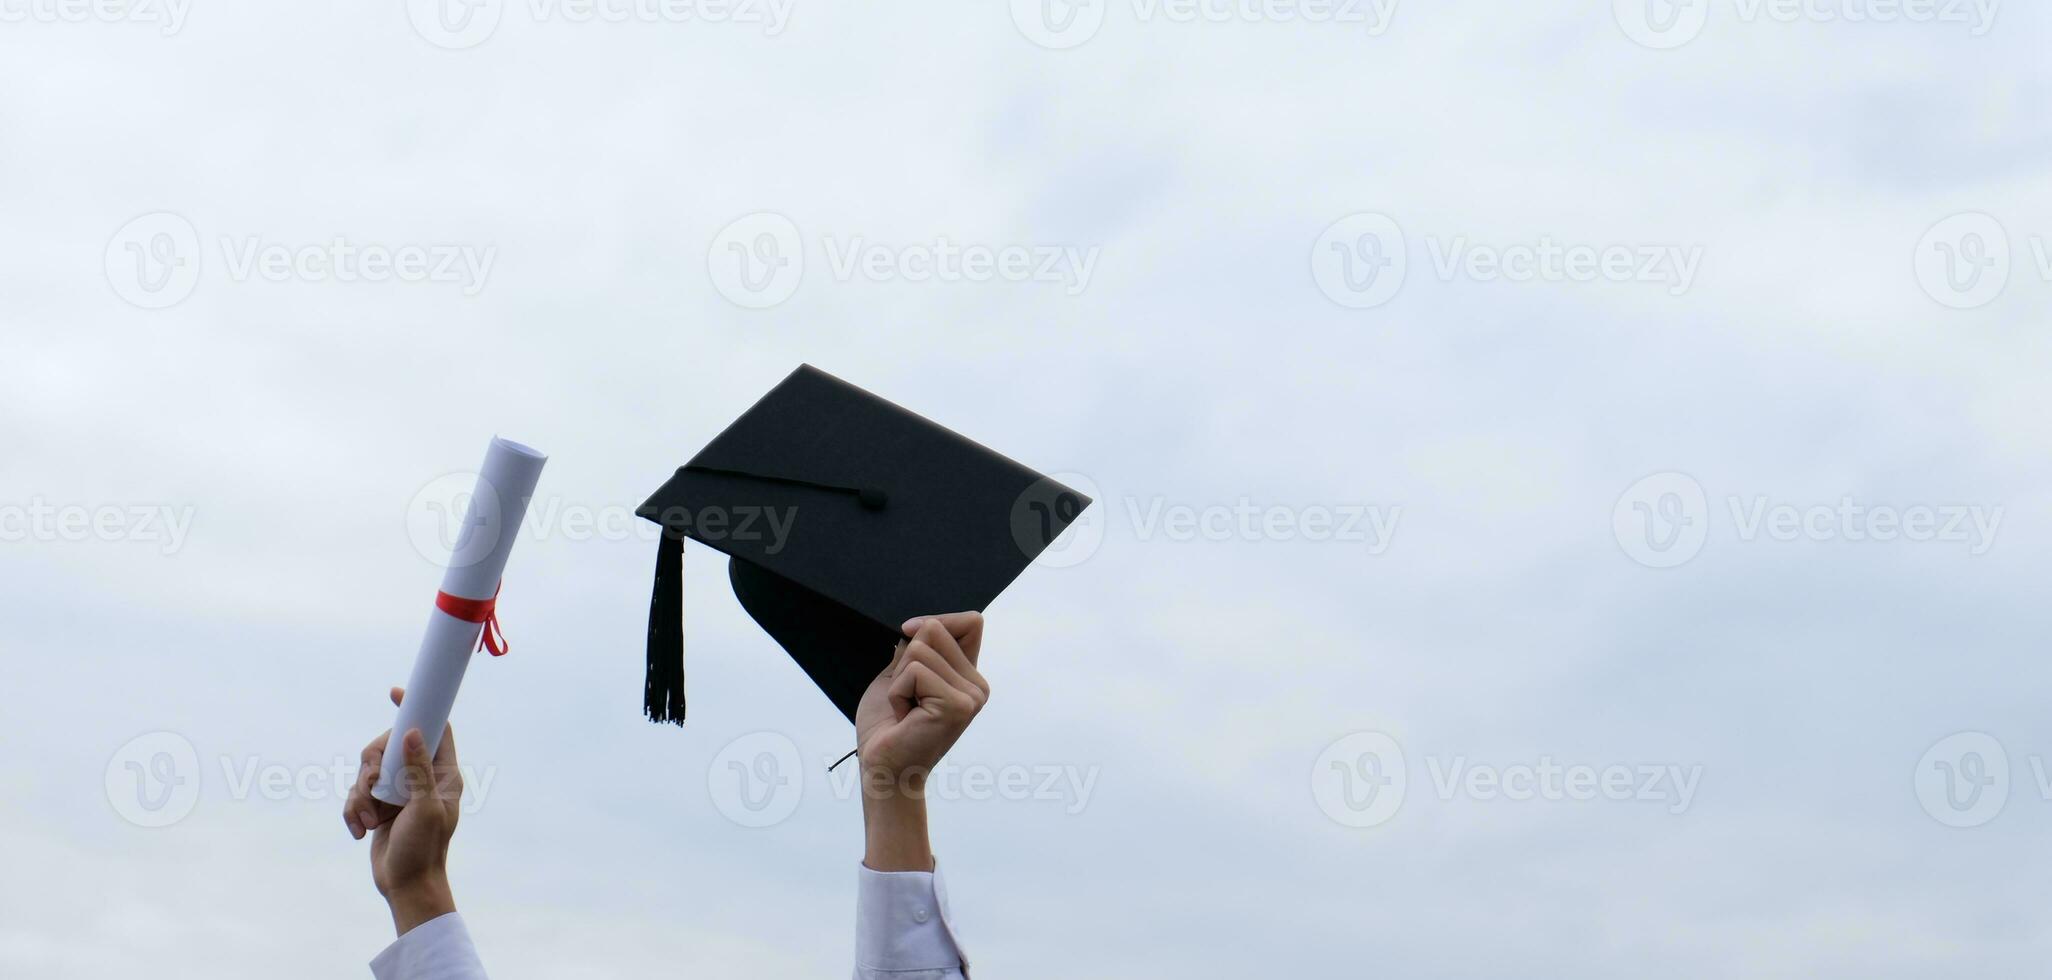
[5,1,2052,976]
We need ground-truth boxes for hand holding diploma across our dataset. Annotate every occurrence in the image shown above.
[344,687,465,937]
[373,437,546,807]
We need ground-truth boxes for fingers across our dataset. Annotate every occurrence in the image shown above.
[896,639,978,708]
[903,612,983,665]
[431,723,463,803]
[431,722,457,769]
[887,660,952,718]
[871,619,989,779]
[400,729,437,803]
[907,619,989,699]
[885,659,921,718]
[892,648,982,720]
[343,687,416,839]
[345,729,393,839]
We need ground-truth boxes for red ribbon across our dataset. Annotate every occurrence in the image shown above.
[436,583,509,657]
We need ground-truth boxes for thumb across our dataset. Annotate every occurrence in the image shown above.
[400,729,437,803]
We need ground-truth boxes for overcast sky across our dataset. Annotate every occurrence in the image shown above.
[5,2,2052,977]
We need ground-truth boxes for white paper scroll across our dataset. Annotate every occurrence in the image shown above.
[373,437,548,806]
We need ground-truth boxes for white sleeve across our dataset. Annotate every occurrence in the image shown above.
[853,862,969,979]
[369,912,490,980]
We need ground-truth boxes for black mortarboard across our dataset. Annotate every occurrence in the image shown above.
[635,365,1092,725]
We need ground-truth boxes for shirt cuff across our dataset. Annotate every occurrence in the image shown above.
[856,862,966,975]
[369,912,487,980]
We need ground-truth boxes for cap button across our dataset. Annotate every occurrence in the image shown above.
[858,487,888,511]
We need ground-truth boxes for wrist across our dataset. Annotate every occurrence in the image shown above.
[861,779,932,872]
[385,874,456,937]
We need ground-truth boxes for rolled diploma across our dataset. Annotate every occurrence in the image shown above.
[373,437,548,806]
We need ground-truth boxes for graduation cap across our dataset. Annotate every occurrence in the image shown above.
[636,365,1091,726]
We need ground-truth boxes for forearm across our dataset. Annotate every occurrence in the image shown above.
[386,875,458,937]
[861,779,933,872]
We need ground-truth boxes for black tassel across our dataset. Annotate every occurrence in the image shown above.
[645,526,687,724]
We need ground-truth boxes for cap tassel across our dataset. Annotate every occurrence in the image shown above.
[645,526,687,725]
